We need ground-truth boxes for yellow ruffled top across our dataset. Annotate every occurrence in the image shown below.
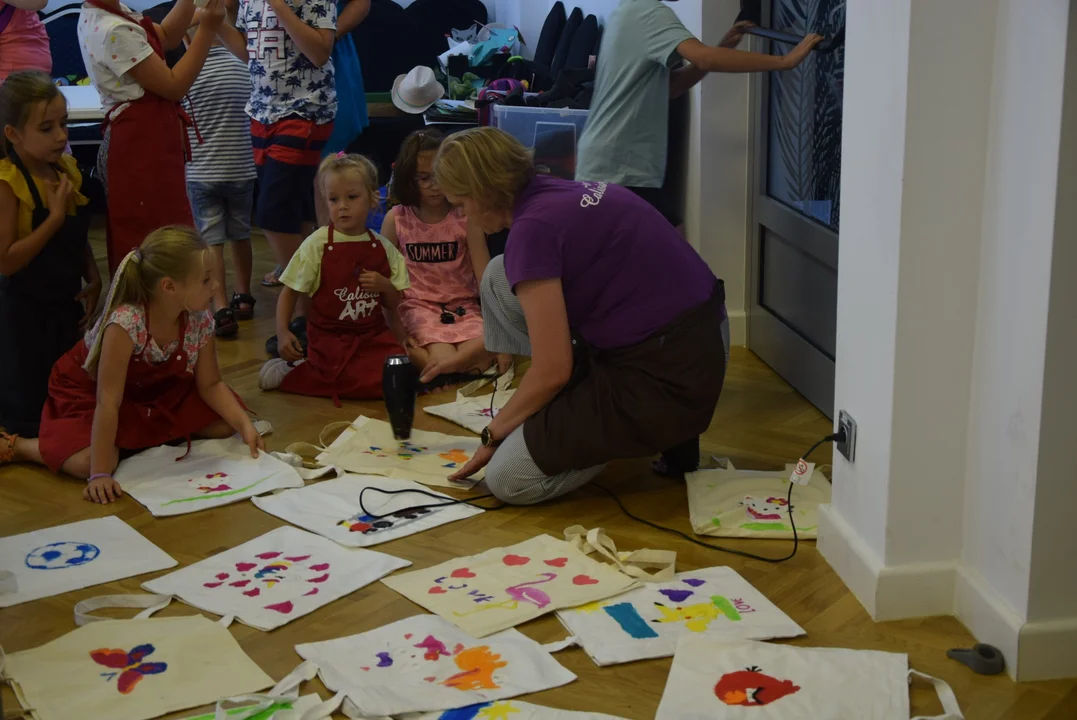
[0,154,89,239]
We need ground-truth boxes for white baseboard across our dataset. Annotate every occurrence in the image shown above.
[955,566,1077,681]
[727,308,747,347]
[818,504,957,621]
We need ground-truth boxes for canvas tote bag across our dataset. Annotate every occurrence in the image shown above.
[1,615,274,720]
[686,462,831,539]
[656,636,963,720]
[424,366,516,435]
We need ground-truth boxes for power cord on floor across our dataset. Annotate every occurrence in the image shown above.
[356,430,844,565]
[596,430,844,564]
[357,486,507,519]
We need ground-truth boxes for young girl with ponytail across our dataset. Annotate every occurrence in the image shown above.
[0,226,262,504]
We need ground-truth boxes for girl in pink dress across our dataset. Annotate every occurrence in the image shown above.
[0,1,53,82]
[381,129,502,374]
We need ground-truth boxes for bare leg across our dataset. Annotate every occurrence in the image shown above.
[425,343,458,371]
[407,343,431,371]
[210,244,229,311]
[456,337,496,373]
[231,238,254,300]
[60,447,99,480]
[194,418,235,439]
[13,436,45,465]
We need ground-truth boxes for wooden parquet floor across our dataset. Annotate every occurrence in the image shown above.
[1,227,1075,719]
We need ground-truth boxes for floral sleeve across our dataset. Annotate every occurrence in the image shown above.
[107,304,147,355]
[184,310,216,362]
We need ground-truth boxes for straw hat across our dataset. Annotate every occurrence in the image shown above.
[391,66,447,114]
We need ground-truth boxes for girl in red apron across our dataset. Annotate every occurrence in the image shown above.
[260,154,407,405]
[78,0,226,273]
[0,227,263,504]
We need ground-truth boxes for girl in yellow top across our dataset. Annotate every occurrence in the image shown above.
[0,71,102,437]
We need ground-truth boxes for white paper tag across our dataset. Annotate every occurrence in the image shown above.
[789,459,815,485]
[254,420,273,436]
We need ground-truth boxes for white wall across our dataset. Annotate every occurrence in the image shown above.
[959,0,1067,619]
[823,0,1077,681]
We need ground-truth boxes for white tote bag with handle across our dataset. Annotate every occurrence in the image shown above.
[656,636,963,720]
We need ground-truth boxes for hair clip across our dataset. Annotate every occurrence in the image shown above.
[336,151,347,159]
[132,249,143,262]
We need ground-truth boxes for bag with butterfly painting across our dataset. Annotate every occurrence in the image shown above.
[0,615,273,720]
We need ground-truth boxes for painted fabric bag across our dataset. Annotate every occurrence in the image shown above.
[252,474,484,548]
[382,534,638,637]
[557,566,805,666]
[386,701,627,720]
[1,615,273,720]
[295,614,576,717]
[686,462,831,539]
[142,526,410,631]
[113,437,304,517]
[424,367,516,435]
[656,636,963,720]
[316,416,483,489]
[0,516,176,608]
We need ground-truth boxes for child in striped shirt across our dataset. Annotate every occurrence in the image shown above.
[184,20,257,338]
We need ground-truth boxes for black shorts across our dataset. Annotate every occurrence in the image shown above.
[627,184,683,228]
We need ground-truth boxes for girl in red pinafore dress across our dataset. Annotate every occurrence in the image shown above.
[381,129,505,375]
[258,153,409,404]
[78,0,227,273]
[0,227,263,504]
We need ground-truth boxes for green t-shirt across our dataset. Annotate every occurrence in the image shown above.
[576,0,696,188]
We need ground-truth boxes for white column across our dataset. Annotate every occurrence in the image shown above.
[821,0,1077,681]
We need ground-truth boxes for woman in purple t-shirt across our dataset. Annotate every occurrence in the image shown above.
[421,127,730,505]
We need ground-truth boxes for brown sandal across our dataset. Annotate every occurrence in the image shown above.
[0,432,18,464]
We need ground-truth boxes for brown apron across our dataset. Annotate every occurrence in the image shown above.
[523,282,727,476]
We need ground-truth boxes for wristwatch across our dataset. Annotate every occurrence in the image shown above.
[481,426,500,448]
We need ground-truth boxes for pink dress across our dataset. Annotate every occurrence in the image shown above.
[0,5,53,81]
[394,205,484,346]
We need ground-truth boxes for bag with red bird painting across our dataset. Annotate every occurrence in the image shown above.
[0,615,273,720]
[656,636,964,720]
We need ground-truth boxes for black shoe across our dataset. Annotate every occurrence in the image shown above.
[266,331,308,359]
[289,316,307,334]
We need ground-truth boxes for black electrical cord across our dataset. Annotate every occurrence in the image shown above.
[595,431,843,564]
[357,486,507,519]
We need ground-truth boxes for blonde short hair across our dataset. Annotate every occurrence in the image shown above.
[318,152,380,203]
[433,127,535,212]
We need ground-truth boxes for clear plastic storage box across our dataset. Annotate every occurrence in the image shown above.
[491,105,590,180]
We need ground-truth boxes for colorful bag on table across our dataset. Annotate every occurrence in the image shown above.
[477,78,526,126]
[1,616,274,720]
[655,636,963,720]
[469,25,520,67]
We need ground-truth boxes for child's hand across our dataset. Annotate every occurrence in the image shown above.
[46,176,73,220]
[278,330,305,362]
[240,421,265,458]
[784,33,824,68]
[84,475,124,504]
[720,21,753,48]
[359,270,393,295]
[76,279,103,332]
[198,0,226,29]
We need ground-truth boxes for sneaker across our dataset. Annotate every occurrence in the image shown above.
[259,358,300,391]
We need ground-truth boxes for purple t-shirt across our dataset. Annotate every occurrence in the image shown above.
[504,175,718,349]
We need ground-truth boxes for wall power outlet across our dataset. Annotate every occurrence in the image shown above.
[837,411,857,462]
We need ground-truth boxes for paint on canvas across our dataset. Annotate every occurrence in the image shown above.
[382,535,638,637]
[557,566,805,666]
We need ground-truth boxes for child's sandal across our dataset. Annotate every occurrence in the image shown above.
[230,293,257,321]
[214,308,240,339]
[0,432,18,465]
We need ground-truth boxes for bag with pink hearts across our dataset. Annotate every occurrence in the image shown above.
[381,533,640,637]
[140,526,410,631]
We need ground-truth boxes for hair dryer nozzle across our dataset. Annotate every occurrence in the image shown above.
[383,355,417,441]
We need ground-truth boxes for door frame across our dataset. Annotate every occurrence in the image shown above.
[746,15,838,419]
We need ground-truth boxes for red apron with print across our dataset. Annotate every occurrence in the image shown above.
[38,313,223,472]
[87,0,194,274]
[280,225,404,405]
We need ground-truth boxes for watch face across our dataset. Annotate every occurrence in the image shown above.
[481,428,491,446]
